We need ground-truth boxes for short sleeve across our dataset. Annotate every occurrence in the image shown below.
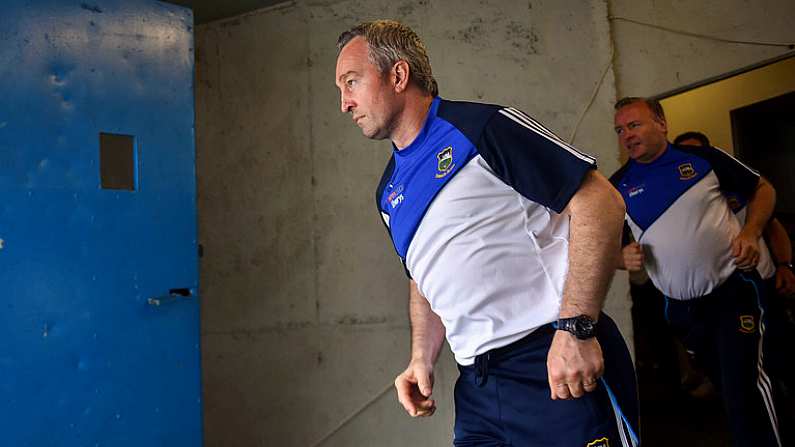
[477,107,596,213]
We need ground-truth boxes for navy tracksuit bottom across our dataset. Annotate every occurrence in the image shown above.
[453,313,639,447]
[665,270,782,447]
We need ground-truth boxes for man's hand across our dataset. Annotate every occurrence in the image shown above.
[395,360,436,417]
[776,266,795,297]
[731,229,761,271]
[546,330,604,400]
[622,242,644,272]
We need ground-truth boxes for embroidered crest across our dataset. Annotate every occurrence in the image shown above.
[435,146,455,178]
[739,315,756,334]
[678,162,697,180]
[586,437,609,447]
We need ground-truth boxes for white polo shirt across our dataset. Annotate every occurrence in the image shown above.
[376,97,595,365]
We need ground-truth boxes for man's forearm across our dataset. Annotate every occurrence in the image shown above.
[765,218,792,264]
[409,280,446,365]
[561,171,626,319]
[744,178,776,237]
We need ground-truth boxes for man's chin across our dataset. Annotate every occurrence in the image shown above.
[361,127,388,141]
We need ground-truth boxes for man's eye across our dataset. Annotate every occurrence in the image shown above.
[628,123,639,129]
[615,128,623,135]
[347,79,356,87]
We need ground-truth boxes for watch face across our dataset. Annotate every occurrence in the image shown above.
[558,315,597,339]
[574,316,595,337]
[575,319,589,332]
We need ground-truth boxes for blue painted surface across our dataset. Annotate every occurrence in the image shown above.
[0,1,202,445]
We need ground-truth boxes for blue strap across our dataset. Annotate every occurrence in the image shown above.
[600,377,640,446]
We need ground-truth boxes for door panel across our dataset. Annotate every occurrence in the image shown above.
[0,1,201,445]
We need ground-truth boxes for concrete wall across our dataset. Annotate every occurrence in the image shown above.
[194,0,795,445]
[609,0,795,100]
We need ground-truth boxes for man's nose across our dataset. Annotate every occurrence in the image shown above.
[621,131,634,144]
[340,92,354,113]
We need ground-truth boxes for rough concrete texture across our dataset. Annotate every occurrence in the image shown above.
[609,0,795,98]
[196,1,633,445]
[196,7,316,332]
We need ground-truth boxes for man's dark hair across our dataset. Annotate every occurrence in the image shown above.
[673,131,711,147]
[614,97,666,122]
[337,20,439,97]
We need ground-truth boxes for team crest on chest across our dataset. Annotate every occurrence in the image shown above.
[435,146,455,178]
[678,162,697,180]
[586,437,609,447]
[739,315,756,334]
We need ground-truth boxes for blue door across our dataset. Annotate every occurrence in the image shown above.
[0,1,202,445]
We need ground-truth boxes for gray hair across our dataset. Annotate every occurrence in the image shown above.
[337,20,439,97]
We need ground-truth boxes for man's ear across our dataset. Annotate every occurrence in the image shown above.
[393,60,410,93]
[655,117,668,134]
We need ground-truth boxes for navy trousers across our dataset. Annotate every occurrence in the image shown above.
[665,270,782,447]
[453,314,639,447]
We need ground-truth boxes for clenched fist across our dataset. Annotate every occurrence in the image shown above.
[622,242,644,272]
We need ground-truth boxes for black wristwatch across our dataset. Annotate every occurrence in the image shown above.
[556,315,597,340]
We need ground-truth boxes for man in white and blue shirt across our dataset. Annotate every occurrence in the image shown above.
[611,97,781,446]
[335,20,639,447]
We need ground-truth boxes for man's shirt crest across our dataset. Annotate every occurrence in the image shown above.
[435,146,454,178]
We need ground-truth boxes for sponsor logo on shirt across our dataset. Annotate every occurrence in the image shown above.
[628,185,645,197]
[586,437,609,447]
[739,315,756,334]
[387,185,404,199]
[387,185,405,209]
[435,146,455,178]
[678,162,697,180]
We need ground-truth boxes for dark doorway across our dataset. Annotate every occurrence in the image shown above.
[732,90,795,236]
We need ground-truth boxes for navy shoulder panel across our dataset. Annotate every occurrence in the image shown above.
[674,144,759,198]
[440,99,597,212]
[475,106,596,212]
[436,99,502,147]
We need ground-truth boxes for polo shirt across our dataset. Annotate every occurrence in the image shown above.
[610,144,772,299]
[376,97,595,365]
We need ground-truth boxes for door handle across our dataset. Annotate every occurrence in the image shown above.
[148,288,194,306]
